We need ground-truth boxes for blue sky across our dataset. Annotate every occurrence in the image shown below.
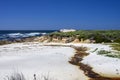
[0,0,120,30]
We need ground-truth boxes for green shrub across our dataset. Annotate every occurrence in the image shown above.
[92,48,98,52]
[106,52,120,59]
[111,43,120,51]
[114,38,120,43]
[97,50,120,59]
[49,30,120,43]
[97,50,111,55]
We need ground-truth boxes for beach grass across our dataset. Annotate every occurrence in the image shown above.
[97,50,111,55]
[5,73,26,80]
[111,43,120,51]
[97,50,120,59]
[4,73,57,80]
[49,30,120,43]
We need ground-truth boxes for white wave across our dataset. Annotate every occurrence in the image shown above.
[41,32,46,35]
[3,32,47,39]
[25,32,40,36]
[7,33,24,38]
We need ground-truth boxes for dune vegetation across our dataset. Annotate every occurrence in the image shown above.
[49,30,120,43]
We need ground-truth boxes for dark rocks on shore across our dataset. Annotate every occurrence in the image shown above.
[0,40,11,45]
[0,37,36,45]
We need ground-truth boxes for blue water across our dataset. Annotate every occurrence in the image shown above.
[0,30,56,41]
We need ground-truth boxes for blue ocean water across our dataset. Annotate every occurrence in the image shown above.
[0,30,56,41]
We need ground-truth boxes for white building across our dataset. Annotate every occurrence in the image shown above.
[60,29,76,32]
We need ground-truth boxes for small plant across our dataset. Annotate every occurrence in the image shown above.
[97,50,111,55]
[40,73,57,80]
[4,73,57,80]
[5,72,26,80]
[97,50,120,59]
[72,46,88,51]
[111,43,120,51]
[106,51,120,59]
[114,38,120,43]
[92,48,98,52]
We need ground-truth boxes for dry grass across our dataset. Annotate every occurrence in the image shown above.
[72,46,88,51]
[4,73,57,80]
[5,73,26,80]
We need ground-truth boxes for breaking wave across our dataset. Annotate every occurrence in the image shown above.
[0,32,47,40]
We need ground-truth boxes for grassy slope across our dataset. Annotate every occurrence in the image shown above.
[49,30,120,43]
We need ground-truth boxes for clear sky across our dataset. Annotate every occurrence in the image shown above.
[0,0,120,30]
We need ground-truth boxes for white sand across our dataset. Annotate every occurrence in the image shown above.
[80,43,120,78]
[59,43,120,78]
[0,42,88,80]
[0,42,120,79]
[42,43,120,78]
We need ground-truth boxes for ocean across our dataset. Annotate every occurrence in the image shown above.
[0,30,56,41]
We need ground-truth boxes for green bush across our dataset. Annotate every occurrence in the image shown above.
[111,43,120,51]
[114,38,120,43]
[97,50,111,55]
[49,30,120,43]
[97,50,120,59]
[106,51,120,59]
[92,48,98,52]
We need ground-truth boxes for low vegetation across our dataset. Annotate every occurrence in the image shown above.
[97,50,120,59]
[111,43,120,51]
[94,42,120,58]
[49,30,120,43]
[5,73,25,80]
[91,48,98,53]
[97,50,111,55]
[69,46,120,80]
[4,73,57,80]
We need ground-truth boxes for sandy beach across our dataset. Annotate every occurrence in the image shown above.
[45,43,120,78]
[0,42,120,80]
[0,42,89,80]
